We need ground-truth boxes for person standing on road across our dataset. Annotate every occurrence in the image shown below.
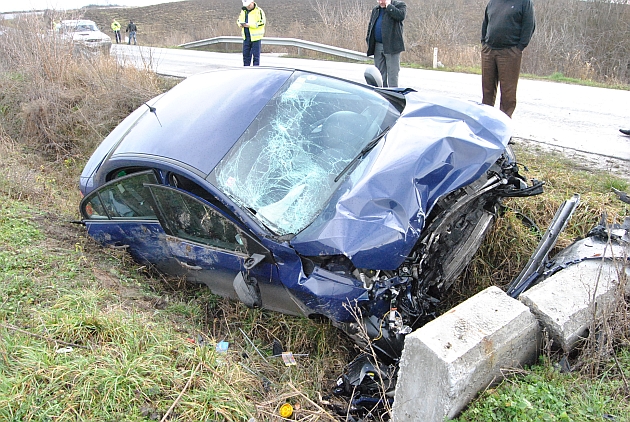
[366,0,406,88]
[126,20,138,45]
[237,0,266,66]
[481,0,535,117]
[111,19,121,44]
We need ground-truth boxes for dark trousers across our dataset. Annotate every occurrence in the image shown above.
[243,39,261,66]
[113,30,121,43]
[481,45,523,118]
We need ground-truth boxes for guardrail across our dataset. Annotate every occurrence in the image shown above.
[178,36,370,62]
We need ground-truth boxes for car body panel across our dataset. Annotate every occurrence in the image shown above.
[109,69,292,177]
[290,92,510,269]
[79,67,537,361]
[59,20,112,54]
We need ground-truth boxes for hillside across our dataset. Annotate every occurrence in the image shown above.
[82,0,373,47]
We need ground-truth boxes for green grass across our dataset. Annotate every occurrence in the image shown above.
[1,144,627,422]
[0,23,628,417]
[0,185,348,420]
[455,354,630,421]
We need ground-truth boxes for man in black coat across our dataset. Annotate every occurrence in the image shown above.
[126,20,138,45]
[481,0,535,117]
[366,0,406,87]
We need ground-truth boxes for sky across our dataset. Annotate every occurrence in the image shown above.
[0,0,183,14]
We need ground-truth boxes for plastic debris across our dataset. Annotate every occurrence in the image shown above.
[272,339,283,356]
[281,352,297,366]
[279,403,293,418]
[55,347,73,354]
[216,341,229,353]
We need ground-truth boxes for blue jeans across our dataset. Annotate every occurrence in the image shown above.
[128,31,137,45]
[242,39,261,66]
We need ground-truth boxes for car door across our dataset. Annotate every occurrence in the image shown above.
[145,184,304,315]
[80,170,185,275]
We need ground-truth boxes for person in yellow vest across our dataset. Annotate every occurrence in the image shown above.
[237,0,266,66]
[111,19,121,44]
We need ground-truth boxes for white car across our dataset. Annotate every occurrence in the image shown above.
[59,20,112,55]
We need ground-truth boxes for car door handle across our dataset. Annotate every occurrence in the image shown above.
[177,260,202,271]
[109,244,129,250]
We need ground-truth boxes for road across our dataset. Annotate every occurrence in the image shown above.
[112,44,630,177]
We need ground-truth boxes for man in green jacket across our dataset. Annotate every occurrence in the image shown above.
[237,1,266,66]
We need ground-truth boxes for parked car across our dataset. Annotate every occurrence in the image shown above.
[59,19,111,55]
[79,67,543,360]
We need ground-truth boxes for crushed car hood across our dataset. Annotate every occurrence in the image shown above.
[290,92,512,270]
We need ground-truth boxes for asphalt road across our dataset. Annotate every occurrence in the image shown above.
[112,44,630,176]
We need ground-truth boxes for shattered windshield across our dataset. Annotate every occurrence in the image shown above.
[209,71,400,235]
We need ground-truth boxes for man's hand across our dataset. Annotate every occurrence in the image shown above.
[378,0,391,7]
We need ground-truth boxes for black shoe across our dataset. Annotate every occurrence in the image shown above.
[620,129,630,135]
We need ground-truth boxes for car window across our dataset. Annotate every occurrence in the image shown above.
[81,170,158,220]
[209,71,400,235]
[148,185,247,253]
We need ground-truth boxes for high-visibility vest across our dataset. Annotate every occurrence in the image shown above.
[237,5,266,41]
[111,21,121,31]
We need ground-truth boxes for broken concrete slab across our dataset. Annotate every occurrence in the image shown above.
[519,229,629,352]
[392,286,541,422]
[519,258,629,352]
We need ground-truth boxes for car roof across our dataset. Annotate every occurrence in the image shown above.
[107,68,294,177]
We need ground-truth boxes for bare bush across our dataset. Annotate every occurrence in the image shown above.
[306,0,630,82]
[403,0,485,66]
[309,0,370,52]
[0,13,170,160]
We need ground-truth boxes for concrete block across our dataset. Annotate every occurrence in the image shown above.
[392,286,540,422]
[519,258,630,352]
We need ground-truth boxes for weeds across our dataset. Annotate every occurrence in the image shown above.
[0,14,169,161]
[0,7,628,421]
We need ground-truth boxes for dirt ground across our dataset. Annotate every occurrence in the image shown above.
[513,138,630,183]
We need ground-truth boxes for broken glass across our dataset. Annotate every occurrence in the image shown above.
[210,72,400,235]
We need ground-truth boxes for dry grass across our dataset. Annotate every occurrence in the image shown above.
[0,14,172,161]
[0,7,628,420]
[443,142,628,315]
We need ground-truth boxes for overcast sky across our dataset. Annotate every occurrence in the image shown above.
[0,0,184,14]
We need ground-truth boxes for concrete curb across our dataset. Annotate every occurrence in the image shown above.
[392,232,629,421]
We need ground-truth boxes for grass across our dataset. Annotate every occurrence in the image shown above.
[0,190,349,421]
[455,353,630,421]
[0,14,628,422]
[2,137,627,422]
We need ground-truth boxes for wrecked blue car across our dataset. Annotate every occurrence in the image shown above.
[79,67,542,360]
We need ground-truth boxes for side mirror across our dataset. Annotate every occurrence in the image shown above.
[364,65,383,87]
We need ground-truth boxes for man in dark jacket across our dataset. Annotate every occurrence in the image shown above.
[366,0,406,87]
[481,0,535,117]
[126,20,137,45]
